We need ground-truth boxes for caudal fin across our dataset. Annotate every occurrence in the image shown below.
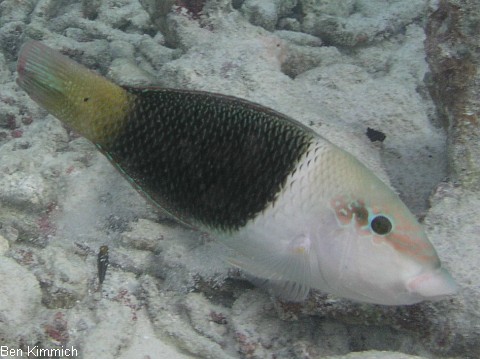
[17,41,83,112]
[17,41,131,144]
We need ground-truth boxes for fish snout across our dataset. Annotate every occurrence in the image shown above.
[406,267,458,301]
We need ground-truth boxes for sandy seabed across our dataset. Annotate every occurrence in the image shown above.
[0,0,479,358]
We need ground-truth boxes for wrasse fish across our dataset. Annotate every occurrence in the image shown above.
[97,245,109,285]
[17,41,457,305]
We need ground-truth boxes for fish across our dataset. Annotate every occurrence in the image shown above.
[16,40,458,305]
[97,245,109,285]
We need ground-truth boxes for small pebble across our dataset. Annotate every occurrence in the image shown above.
[0,234,9,255]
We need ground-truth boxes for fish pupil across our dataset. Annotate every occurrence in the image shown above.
[370,215,392,235]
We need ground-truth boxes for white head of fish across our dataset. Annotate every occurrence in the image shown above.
[226,139,457,305]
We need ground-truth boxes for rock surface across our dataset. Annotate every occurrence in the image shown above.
[425,0,480,190]
[0,0,478,358]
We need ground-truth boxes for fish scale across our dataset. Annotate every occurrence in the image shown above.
[104,88,313,230]
[16,40,457,305]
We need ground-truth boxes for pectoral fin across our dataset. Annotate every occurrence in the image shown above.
[228,234,313,301]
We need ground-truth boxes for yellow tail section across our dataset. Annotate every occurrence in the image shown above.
[17,41,133,145]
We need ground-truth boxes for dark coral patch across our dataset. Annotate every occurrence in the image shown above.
[175,0,207,19]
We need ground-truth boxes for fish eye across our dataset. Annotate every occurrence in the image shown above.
[370,215,392,235]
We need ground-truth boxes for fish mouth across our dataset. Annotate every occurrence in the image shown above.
[406,267,458,300]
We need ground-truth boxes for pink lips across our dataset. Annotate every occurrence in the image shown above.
[407,267,458,300]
